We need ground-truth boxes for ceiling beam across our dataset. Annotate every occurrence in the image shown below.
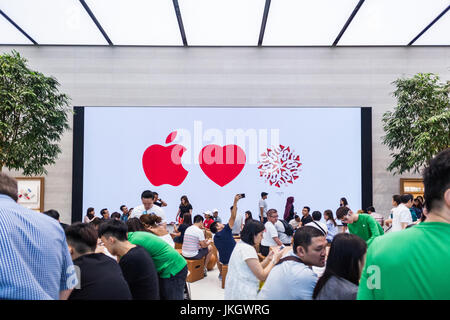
[258,0,271,46]
[332,0,365,46]
[79,0,113,45]
[408,5,449,46]
[0,9,38,44]
[172,0,188,46]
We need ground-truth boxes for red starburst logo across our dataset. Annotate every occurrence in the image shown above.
[258,145,302,188]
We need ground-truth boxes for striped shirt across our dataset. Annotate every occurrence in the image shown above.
[0,194,77,299]
[181,225,205,258]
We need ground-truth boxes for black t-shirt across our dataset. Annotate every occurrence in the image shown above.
[179,204,193,218]
[154,200,163,207]
[69,253,132,300]
[301,215,313,226]
[119,246,160,300]
[175,224,189,243]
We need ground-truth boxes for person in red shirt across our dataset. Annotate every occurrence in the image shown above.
[203,211,214,229]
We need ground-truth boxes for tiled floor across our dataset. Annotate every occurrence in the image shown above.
[188,265,225,300]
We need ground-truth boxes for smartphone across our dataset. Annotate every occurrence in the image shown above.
[240,193,246,198]
[279,245,285,250]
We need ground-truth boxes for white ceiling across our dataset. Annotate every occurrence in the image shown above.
[0,0,449,46]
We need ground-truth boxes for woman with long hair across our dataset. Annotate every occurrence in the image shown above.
[84,207,96,223]
[313,233,367,300]
[140,214,175,248]
[225,220,284,300]
[173,213,193,244]
[244,210,253,225]
[283,197,295,222]
[324,210,338,244]
[176,195,192,224]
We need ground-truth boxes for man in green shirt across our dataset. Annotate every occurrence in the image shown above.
[336,206,384,246]
[128,231,187,300]
[358,148,450,300]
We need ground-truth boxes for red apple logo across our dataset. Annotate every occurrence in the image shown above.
[142,131,188,186]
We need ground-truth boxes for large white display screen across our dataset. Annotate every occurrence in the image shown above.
[82,107,362,223]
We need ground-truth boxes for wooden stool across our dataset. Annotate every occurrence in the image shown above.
[207,252,217,271]
[174,242,182,250]
[221,264,228,289]
[186,257,205,283]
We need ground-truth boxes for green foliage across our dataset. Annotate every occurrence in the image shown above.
[382,73,450,175]
[0,50,71,175]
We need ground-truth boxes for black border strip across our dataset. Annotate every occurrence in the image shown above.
[79,0,113,45]
[71,106,373,222]
[408,5,450,46]
[332,0,365,47]
[258,0,272,46]
[72,107,85,223]
[361,107,373,210]
[0,9,38,45]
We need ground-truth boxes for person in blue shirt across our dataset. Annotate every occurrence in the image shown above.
[324,209,338,243]
[0,172,77,300]
[210,194,243,266]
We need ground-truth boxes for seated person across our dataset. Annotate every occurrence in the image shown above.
[98,220,160,300]
[289,215,301,230]
[210,194,242,266]
[65,222,131,300]
[173,213,192,244]
[140,214,174,248]
[182,215,213,276]
[203,211,214,229]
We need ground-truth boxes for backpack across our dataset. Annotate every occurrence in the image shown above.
[279,219,294,236]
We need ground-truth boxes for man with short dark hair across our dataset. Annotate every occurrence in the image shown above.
[131,190,165,221]
[0,172,76,300]
[300,206,313,226]
[100,208,110,220]
[366,206,384,227]
[65,223,132,300]
[212,209,222,223]
[153,192,167,207]
[305,211,328,235]
[210,194,241,266]
[182,215,213,276]
[390,194,414,231]
[43,209,69,231]
[358,148,450,299]
[259,192,269,223]
[120,205,130,222]
[98,220,160,300]
[336,206,383,246]
[258,226,327,300]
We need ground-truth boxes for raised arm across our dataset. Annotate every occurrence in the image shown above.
[229,194,242,229]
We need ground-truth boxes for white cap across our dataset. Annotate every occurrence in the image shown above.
[213,209,219,213]
[204,210,212,216]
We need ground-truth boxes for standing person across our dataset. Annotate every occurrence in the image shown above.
[153,192,167,207]
[65,223,132,300]
[260,209,283,256]
[358,148,450,299]
[176,195,192,224]
[385,194,401,229]
[212,209,222,223]
[111,212,121,221]
[300,206,313,226]
[100,208,110,221]
[210,194,242,266]
[313,233,367,300]
[258,227,327,300]
[259,192,269,223]
[225,220,284,300]
[289,215,301,230]
[84,207,96,223]
[131,190,166,221]
[336,207,384,247]
[0,172,77,300]
[324,210,338,244]
[182,215,213,276]
[305,211,328,235]
[412,197,423,220]
[43,209,69,231]
[339,198,349,232]
[283,196,295,222]
[120,205,130,222]
[173,213,192,244]
[125,229,188,301]
[244,210,254,225]
[275,218,294,247]
[391,194,414,232]
[98,220,160,300]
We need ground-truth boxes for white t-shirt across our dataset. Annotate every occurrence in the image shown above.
[225,242,259,300]
[130,204,166,222]
[391,204,412,232]
[261,221,278,247]
[159,233,175,248]
[275,220,292,245]
[305,220,328,235]
[259,199,268,218]
[289,218,300,229]
[182,225,205,258]
[231,213,244,235]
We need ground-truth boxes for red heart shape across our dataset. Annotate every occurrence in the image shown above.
[199,145,246,187]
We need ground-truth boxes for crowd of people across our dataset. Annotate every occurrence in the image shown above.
[0,148,448,300]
